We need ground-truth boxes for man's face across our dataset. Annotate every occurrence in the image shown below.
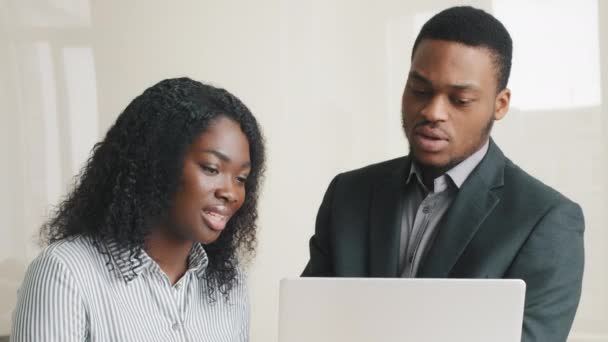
[401,39,510,172]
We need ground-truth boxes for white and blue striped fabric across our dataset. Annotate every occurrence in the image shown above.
[11,236,249,341]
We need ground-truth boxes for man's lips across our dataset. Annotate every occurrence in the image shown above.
[201,206,232,232]
[412,126,449,152]
[414,125,449,140]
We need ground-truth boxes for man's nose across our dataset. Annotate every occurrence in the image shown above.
[420,95,449,122]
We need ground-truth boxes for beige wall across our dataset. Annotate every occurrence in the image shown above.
[1,0,606,341]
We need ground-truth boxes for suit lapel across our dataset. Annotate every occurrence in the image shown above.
[368,157,409,277]
[417,140,505,278]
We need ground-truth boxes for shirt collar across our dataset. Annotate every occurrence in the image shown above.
[187,242,210,279]
[406,139,489,191]
[104,239,209,283]
[445,140,489,188]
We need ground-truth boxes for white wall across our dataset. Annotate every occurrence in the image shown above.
[0,0,606,340]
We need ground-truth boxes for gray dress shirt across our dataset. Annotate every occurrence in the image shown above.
[399,141,489,277]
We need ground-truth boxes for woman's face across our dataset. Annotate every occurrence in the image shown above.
[167,116,251,244]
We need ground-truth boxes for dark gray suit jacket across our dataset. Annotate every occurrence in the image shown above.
[302,140,585,342]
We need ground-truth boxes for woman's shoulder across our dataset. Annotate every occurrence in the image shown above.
[45,235,97,256]
[235,266,248,285]
[33,236,105,274]
[231,266,249,298]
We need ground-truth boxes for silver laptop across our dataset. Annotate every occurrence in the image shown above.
[278,277,525,342]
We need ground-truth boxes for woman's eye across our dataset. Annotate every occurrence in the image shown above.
[200,165,218,175]
[236,176,248,184]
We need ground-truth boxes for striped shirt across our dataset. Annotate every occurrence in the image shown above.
[11,236,249,341]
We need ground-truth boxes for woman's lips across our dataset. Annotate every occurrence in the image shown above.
[201,209,229,232]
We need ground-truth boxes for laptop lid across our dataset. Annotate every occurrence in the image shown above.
[278,277,525,342]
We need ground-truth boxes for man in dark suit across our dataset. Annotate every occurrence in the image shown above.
[302,6,584,342]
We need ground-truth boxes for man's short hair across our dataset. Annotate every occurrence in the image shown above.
[412,6,513,91]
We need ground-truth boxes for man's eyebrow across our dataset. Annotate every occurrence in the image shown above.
[450,82,480,91]
[409,71,480,91]
[408,71,431,85]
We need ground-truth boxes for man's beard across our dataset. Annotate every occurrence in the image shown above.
[401,111,495,176]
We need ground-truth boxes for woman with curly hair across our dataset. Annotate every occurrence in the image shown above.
[11,77,265,341]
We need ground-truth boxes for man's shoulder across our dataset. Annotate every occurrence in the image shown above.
[337,156,407,183]
[501,157,579,211]
[322,156,407,213]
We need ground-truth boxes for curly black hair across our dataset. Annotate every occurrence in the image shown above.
[412,6,513,91]
[42,77,266,300]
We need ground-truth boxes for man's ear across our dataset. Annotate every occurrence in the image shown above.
[494,88,511,121]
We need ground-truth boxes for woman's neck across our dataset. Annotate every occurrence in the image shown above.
[145,228,193,285]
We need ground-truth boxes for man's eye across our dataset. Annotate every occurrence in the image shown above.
[409,87,430,96]
[453,98,473,106]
